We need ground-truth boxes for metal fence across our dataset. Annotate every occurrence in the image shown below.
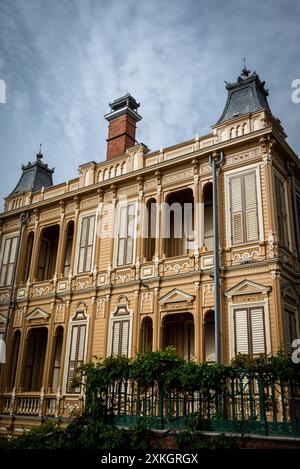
[99,370,300,436]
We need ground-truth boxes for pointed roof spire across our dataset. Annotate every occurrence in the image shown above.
[7,146,54,197]
[216,67,272,125]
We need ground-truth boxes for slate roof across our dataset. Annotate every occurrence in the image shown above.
[216,68,272,125]
[9,151,54,197]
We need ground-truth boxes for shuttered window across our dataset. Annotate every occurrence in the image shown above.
[229,171,259,244]
[111,320,130,356]
[234,307,266,356]
[274,174,289,246]
[284,308,298,356]
[66,324,86,393]
[0,236,18,286]
[77,215,95,273]
[117,204,136,266]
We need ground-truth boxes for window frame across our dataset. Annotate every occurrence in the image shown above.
[63,311,89,395]
[115,201,137,267]
[273,169,291,249]
[233,306,267,357]
[225,163,264,248]
[0,232,19,287]
[75,213,96,275]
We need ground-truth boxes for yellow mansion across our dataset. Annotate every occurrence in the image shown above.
[0,66,299,433]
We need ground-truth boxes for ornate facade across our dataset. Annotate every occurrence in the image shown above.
[0,67,300,434]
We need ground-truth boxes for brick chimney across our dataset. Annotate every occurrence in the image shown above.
[104,94,142,160]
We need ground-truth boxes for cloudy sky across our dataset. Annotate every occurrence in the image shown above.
[0,0,300,206]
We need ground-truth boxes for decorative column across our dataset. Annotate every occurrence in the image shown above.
[29,209,41,282]
[93,189,103,277]
[103,294,111,357]
[132,290,140,357]
[58,300,70,389]
[154,170,163,259]
[12,308,27,392]
[135,176,144,273]
[68,196,80,277]
[55,200,67,277]
[192,159,200,253]
[261,136,277,240]
[42,302,56,392]
[271,269,284,351]
[108,185,117,271]
[194,281,201,362]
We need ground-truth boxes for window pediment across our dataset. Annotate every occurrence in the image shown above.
[159,289,195,305]
[26,307,50,321]
[225,280,270,299]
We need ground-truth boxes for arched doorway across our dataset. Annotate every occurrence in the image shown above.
[23,327,48,391]
[204,310,215,362]
[140,317,153,352]
[163,313,194,361]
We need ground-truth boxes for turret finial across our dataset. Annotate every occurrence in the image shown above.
[241,58,250,79]
[37,143,43,160]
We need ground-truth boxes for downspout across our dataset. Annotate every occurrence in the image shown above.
[287,160,300,260]
[209,150,224,365]
[0,211,28,376]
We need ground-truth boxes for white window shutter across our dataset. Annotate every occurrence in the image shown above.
[112,321,121,356]
[230,176,244,244]
[66,323,86,393]
[234,309,249,354]
[244,172,258,241]
[121,320,129,356]
[249,308,265,355]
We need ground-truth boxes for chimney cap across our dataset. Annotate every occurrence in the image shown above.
[104,93,142,122]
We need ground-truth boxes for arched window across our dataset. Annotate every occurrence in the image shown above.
[141,317,153,352]
[22,232,34,282]
[97,171,102,182]
[203,183,213,251]
[51,326,64,392]
[121,162,127,174]
[144,198,156,261]
[63,221,74,276]
[164,188,194,257]
[115,164,121,176]
[103,168,109,180]
[24,327,48,391]
[9,330,21,389]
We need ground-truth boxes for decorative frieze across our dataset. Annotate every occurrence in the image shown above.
[162,168,193,186]
[32,282,54,297]
[225,147,261,166]
[80,197,98,209]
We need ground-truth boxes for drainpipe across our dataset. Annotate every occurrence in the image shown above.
[287,160,300,260]
[209,150,224,365]
[0,211,28,378]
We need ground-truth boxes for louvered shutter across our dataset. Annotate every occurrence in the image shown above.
[66,324,86,393]
[121,320,129,356]
[112,321,121,355]
[244,172,258,241]
[284,308,297,355]
[230,176,244,244]
[249,308,266,355]
[234,309,249,354]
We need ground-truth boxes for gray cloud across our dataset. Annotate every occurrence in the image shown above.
[0,0,300,206]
